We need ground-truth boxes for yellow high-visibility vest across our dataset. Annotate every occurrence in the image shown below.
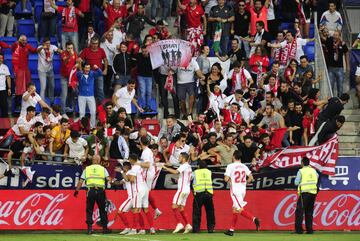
[85,164,106,189]
[298,166,318,195]
[193,168,213,194]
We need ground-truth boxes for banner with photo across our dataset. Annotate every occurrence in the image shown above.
[147,39,193,69]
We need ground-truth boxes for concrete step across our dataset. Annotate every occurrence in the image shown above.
[342,109,360,115]
[338,121,360,135]
[338,142,360,156]
[338,135,360,143]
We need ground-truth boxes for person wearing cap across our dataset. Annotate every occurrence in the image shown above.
[192,160,215,233]
[294,157,319,234]
[64,130,88,164]
[74,155,112,235]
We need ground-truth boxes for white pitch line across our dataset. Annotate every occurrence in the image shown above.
[92,234,161,241]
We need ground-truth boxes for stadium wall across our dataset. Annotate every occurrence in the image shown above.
[0,190,359,231]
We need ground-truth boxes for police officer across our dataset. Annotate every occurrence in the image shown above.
[74,155,112,235]
[294,157,319,234]
[192,160,215,233]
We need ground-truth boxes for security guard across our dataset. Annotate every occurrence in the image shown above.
[294,157,319,234]
[192,160,215,233]
[74,155,112,235]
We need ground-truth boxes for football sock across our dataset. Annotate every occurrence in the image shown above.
[241,209,255,221]
[145,211,154,227]
[172,208,181,223]
[118,212,129,227]
[139,213,145,229]
[179,211,189,225]
[230,213,238,230]
[149,192,158,209]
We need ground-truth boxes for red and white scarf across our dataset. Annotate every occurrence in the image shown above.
[62,6,76,29]
[231,68,247,93]
[186,26,204,57]
[281,39,297,65]
[164,73,175,93]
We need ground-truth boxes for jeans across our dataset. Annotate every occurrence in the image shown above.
[151,0,169,20]
[61,32,79,53]
[38,69,55,102]
[138,75,152,107]
[328,67,344,97]
[0,13,14,36]
[95,75,104,103]
[40,14,57,38]
[78,96,96,128]
[159,74,180,118]
[234,35,250,57]
[220,35,230,56]
[60,77,68,112]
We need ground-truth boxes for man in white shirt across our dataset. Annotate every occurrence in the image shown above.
[34,107,51,126]
[224,150,260,236]
[166,133,190,166]
[37,37,62,102]
[0,54,11,117]
[162,152,193,234]
[64,130,88,164]
[20,82,51,116]
[112,79,143,113]
[268,31,313,64]
[176,58,205,119]
[101,30,119,98]
[320,2,343,36]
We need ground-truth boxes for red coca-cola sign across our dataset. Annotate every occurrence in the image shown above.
[0,190,359,230]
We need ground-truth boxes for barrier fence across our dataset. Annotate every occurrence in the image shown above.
[0,190,359,231]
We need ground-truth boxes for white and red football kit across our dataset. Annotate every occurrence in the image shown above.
[140,146,156,189]
[118,171,133,213]
[172,162,192,206]
[168,143,190,166]
[224,162,251,210]
[129,165,149,209]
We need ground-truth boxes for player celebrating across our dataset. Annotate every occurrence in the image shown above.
[224,150,260,236]
[127,154,149,235]
[115,162,133,235]
[162,152,193,234]
[137,136,160,234]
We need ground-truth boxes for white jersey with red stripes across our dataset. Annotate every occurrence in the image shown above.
[140,146,155,186]
[177,162,192,192]
[124,170,133,198]
[151,165,163,189]
[168,143,190,165]
[129,165,148,194]
[224,162,251,195]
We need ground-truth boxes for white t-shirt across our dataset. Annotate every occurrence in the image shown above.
[202,0,217,14]
[49,113,62,125]
[177,58,200,84]
[0,64,10,91]
[11,116,35,136]
[37,45,58,72]
[66,137,87,158]
[113,28,126,47]
[225,162,251,195]
[100,40,117,66]
[141,146,155,180]
[280,38,307,62]
[129,165,148,193]
[169,143,190,166]
[224,94,245,107]
[228,68,252,90]
[20,91,42,116]
[114,86,135,113]
[34,114,51,126]
[177,162,192,192]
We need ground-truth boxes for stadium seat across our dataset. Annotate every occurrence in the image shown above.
[17,19,36,37]
[31,74,40,91]
[140,119,160,136]
[53,55,61,75]
[4,54,14,78]
[279,22,292,31]
[14,0,33,19]
[27,37,38,48]
[0,36,16,54]
[29,54,38,74]
[54,75,62,97]
[139,97,158,116]
[309,24,315,38]
[304,43,315,62]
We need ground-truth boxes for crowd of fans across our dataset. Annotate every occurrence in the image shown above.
[0,0,353,177]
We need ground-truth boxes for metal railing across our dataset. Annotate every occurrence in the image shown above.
[314,12,334,98]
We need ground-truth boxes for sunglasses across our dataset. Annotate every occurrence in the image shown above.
[239,4,245,6]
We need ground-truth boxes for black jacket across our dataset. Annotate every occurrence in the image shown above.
[113,52,132,76]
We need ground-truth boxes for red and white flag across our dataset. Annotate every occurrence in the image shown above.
[257,135,339,175]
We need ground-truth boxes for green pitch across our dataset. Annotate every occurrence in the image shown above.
[0,232,359,241]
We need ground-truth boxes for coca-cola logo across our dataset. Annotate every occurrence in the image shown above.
[0,193,68,226]
[93,199,117,227]
[274,194,360,227]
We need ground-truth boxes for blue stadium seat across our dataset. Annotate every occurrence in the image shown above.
[279,22,292,31]
[39,37,58,46]
[17,19,36,37]
[27,37,38,48]
[29,54,38,75]
[14,0,33,19]
[138,98,158,115]
[309,24,315,38]
[304,43,315,62]
[31,74,40,92]
[54,97,62,105]
[56,1,66,7]
[54,75,61,97]
[0,37,17,54]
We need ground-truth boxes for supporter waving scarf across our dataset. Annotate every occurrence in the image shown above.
[186,26,204,57]
[281,39,297,66]
[231,68,247,93]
